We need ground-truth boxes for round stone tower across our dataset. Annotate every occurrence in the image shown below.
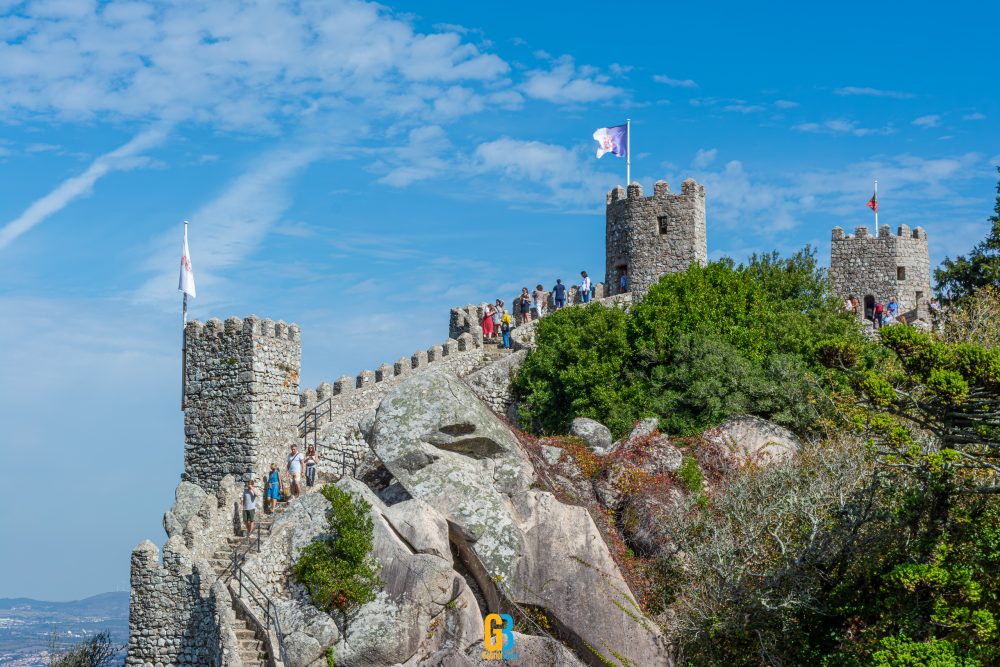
[605,178,707,298]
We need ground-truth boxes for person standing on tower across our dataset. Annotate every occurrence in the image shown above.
[242,480,257,536]
[552,279,567,309]
[580,271,592,303]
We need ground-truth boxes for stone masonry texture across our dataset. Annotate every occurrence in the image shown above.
[183,315,301,492]
[830,224,931,321]
[606,178,707,298]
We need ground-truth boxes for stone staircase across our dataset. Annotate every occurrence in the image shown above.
[208,501,291,667]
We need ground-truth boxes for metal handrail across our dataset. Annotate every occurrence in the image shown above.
[298,397,333,449]
[231,555,291,666]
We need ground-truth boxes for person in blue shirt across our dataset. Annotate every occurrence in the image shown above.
[619,270,628,293]
[552,279,567,309]
[887,297,899,318]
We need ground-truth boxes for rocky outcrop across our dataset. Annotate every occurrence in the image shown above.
[704,415,801,466]
[369,368,669,667]
[240,480,482,667]
[570,417,613,453]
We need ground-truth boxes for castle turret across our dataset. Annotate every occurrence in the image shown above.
[830,224,931,321]
[182,315,301,491]
[605,178,707,297]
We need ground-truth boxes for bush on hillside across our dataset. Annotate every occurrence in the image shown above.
[512,246,858,438]
[52,630,121,667]
[292,484,381,618]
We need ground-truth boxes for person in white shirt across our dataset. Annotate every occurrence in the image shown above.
[287,445,304,497]
[580,271,592,304]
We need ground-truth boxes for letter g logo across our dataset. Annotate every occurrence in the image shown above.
[483,613,514,652]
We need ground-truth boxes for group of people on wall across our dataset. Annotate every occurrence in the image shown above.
[844,295,906,328]
[479,270,622,349]
[240,443,319,535]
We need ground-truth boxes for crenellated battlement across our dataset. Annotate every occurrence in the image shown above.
[606,177,707,298]
[831,224,927,241]
[298,332,480,411]
[184,315,301,341]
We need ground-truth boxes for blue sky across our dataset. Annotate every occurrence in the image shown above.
[0,0,997,600]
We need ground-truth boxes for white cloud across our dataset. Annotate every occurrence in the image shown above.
[652,74,698,88]
[521,55,624,104]
[962,112,986,121]
[0,126,169,249]
[0,0,511,130]
[793,118,893,137]
[692,148,718,168]
[774,100,799,109]
[833,86,916,99]
[724,103,764,114]
[912,114,940,128]
[378,125,451,187]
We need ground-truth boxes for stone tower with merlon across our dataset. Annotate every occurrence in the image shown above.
[830,224,931,320]
[182,315,301,491]
[606,178,707,297]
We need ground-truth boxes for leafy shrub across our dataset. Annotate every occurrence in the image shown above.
[53,630,121,667]
[513,246,858,438]
[292,484,381,615]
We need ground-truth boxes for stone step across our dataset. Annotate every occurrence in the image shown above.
[235,628,258,640]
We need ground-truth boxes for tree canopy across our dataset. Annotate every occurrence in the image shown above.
[935,166,1000,301]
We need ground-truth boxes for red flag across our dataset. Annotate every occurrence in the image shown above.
[867,192,878,213]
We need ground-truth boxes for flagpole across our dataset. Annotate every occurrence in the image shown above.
[626,118,631,185]
[181,220,188,411]
[182,220,190,325]
[874,179,878,231]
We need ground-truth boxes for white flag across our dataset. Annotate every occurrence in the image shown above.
[178,223,196,298]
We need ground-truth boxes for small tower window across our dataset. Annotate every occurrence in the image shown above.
[658,216,670,235]
[897,266,906,280]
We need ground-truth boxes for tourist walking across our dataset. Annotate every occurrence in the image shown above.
[287,445,304,497]
[482,303,495,339]
[305,445,318,487]
[552,279,567,309]
[242,480,257,536]
[844,295,853,312]
[874,302,885,329]
[501,309,512,350]
[850,295,859,315]
[519,287,532,323]
[580,271,591,303]
[619,269,628,293]
[266,464,281,512]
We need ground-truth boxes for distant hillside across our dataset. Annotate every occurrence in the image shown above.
[0,592,128,666]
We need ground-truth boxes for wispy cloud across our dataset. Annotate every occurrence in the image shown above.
[962,112,986,121]
[793,118,894,137]
[774,100,799,109]
[652,74,698,88]
[913,114,941,128]
[724,103,765,114]
[834,86,916,99]
[134,144,322,308]
[692,148,718,168]
[0,126,168,249]
[521,55,624,104]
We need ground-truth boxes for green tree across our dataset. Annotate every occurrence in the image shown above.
[293,484,381,622]
[513,246,858,439]
[935,166,1000,301]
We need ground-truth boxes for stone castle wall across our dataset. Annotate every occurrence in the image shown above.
[606,178,707,298]
[127,477,245,666]
[183,316,301,491]
[830,224,931,320]
[298,332,489,479]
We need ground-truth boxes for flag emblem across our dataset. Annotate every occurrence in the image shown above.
[178,223,196,298]
[592,124,628,159]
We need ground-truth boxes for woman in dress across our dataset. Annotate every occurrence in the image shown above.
[520,287,532,323]
[266,464,282,512]
[482,303,495,339]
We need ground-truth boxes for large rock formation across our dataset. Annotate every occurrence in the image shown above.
[367,368,669,667]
